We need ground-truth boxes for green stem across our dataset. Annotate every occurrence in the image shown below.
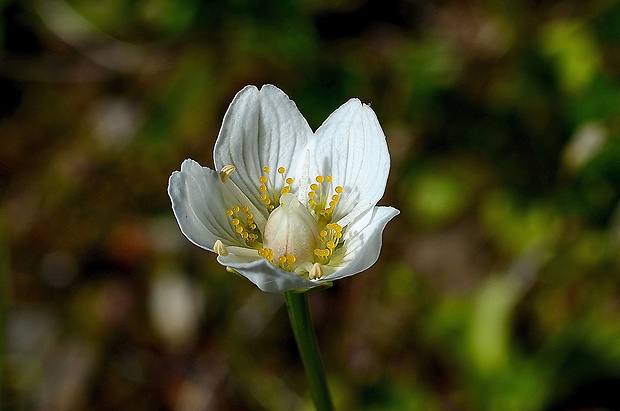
[284,291,335,411]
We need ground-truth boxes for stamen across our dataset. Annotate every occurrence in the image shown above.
[226,204,262,246]
[313,222,343,264]
[219,165,236,183]
[307,175,343,226]
[214,240,229,256]
[309,263,323,280]
[257,165,295,213]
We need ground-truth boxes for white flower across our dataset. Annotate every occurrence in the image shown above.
[168,85,399,293]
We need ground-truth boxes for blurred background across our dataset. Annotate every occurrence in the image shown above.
[2,0,620,410]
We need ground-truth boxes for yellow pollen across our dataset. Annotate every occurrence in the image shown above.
[287,255,296,263]
[227,203,262,246]
[310,184,318,191]
[308,191,315,197]
[278,255,287,264]
[316,176,324,183]
[320,230,327,237]
[258,165,295,213]
[326,176,332,182]
[335,186,343,194]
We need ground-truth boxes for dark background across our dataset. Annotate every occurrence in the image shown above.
[2,0,620,410]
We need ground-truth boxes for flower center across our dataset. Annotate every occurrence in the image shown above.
[260,193,319,271]
[222,164,347,276]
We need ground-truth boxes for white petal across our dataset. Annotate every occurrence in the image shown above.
[217,255,316,293]
[324,206,399,281]
[168,159,251,250]
[213,84,313,212]
[310,99,390,222]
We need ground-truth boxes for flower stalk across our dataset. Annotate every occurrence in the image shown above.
[284,291,335,411]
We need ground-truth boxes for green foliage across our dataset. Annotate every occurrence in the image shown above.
[2,0,620,410]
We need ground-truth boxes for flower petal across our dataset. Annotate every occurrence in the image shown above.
[217,255,316,293]
[324,206,399,281]
[213,84,313,213]
[168,159,254,250]
[310,99,390,222]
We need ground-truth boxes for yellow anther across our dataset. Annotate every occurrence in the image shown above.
[335,186,343,194]
[308,191,316,197]
[231,218,240,226]
[316,176,324,183]
[320,230,327,238]
[259,185,267,192]
[285,177,293,185]
[332,195,340,201]
[226,209,233,216]
[219,165,236,183]
[232,205,240,213]
[242,206,249,213]
[247,212,253,219]
[259,176,267,184]
[278,167,286,174]
[310,183,318,191]
[235,226,243,233]
[335,232,342,239]
[263,167,270,173]
[214,240,229,256]
[327,241,335,249]
[260,194,267,201]
[287,255,296,263]
[326,176,332,182]
[278,255,287,264]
